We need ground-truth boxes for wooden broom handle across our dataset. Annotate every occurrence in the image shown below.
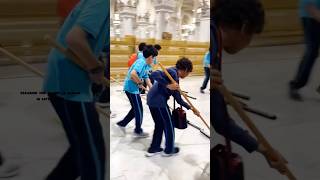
[44,35,110,87]
[213,84,296,180]
[0,47,44,77]
[157,62,210,130]
[0,46,108,117]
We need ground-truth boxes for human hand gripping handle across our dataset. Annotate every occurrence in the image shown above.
[258,144,289,175]
[88,60,105,85]
[212,68,223,86]
[213,83,297,180]
[138,84,148,91]
[44,35,110,87]
[166,83,199,116]
[0,45,108,118]
[166,83,179,91]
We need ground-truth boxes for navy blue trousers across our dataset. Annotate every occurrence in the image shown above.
[0,152,3,166]
[291,18,320,89]
[46,94,105,180]
[117,91,143,133]
[201,67,210,90]
[149,106,175,153]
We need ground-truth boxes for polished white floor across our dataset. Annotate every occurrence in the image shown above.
[0,63,110,180]
[110,76,211,180]
[213,44,320,180]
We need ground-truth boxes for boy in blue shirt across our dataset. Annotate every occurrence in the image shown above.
[145,44,161,87]
[137,43,147,59]
[289,0,320,100]
[153,44,162,66]
[145,57,200,157]
[43,0,108,179]
[200,50,210,93]
[116,46,158,137]
[128,42,146,68]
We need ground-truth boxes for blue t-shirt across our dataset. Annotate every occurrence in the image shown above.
[153,57,158,65]
[137,51,144,59]
[203,51,210,67]
[43,0,109,102]
[123,57,151,94]
[299,0,320,17]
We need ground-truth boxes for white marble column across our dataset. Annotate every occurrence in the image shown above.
[194,11,201,41]
[199,2,210,42]
[110,19,115,37]
[119,1,136,37]
[166,15,179,40]
[136,13,149,39]
[154,0,175,40]
[187,30,194,41]
[147,23,156,38]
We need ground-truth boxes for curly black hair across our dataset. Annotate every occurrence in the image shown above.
[176,57,193,72]
[212,0,265,34]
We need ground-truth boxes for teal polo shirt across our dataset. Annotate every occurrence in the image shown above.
[43,0,109,102]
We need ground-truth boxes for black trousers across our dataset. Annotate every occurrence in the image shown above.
[290,18,320,89]
[46,94,105,180]
[0,152,3,166]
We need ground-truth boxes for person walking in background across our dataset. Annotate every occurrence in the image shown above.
[289,0,320,100]
[200,49,210,94]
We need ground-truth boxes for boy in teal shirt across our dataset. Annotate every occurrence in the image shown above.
[43,0,108,179]
[117,45,157,137]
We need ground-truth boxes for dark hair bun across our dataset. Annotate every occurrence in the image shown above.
[143,45,158,58]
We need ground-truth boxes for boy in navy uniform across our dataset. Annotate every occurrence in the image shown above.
[146,57,200,157]
[116,46,157,137]
[212,0,287,174]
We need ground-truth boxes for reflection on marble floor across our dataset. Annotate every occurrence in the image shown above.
[110,76,210,180]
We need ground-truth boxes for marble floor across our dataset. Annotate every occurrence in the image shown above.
[213,44,320,180]
[110,76,211,180]
[0,63,110,180]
